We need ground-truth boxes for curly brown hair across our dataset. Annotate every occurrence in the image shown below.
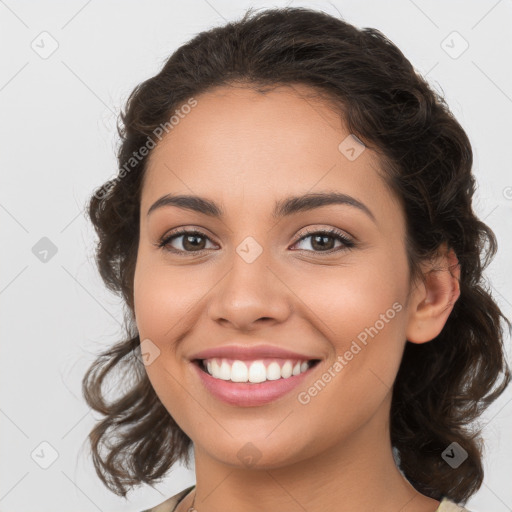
[82,6,511,504]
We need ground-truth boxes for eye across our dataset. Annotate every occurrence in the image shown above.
[156,228,217,255]
[291,227,355,253]
[155,226,356,256]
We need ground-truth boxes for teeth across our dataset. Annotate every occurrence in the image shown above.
[210,359,231,380]
[231,360,248,382]
[267,362,282,380]
[202,358,314,383]
[248,360,267,383]
[281,361,293,379]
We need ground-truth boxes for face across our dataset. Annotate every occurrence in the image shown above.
[133,84,416,469]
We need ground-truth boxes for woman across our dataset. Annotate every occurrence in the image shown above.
[82,7,510,512]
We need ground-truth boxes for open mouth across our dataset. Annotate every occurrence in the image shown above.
[193,358,321,384]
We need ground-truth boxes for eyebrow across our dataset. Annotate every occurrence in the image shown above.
[147,191,376,224]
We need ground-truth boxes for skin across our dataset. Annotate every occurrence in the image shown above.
[133,83,461,512]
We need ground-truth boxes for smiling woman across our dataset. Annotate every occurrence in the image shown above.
[82,6,510,512]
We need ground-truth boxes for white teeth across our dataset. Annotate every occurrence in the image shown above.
[248,360,267,383]
[202,358,315,382]
[231,360,248,382]
[219,360,231,380]
[211,359,231,380]
[266,362,282,380]
[281,361,293,379]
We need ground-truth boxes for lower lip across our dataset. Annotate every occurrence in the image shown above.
[192,361,319,407]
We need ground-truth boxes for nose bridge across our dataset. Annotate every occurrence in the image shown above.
[206,234,291,330]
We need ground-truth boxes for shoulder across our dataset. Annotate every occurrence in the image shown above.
[436,497,473,512]
[140,485,196,512]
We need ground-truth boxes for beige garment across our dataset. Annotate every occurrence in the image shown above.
[141,486,471,512]
[140,485,195,512]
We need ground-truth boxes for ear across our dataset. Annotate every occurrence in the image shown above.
[406,243,461,344]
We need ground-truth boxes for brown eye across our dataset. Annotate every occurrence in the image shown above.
[291,228,355,253]
[158,229,216,254]
[156,227,356,256]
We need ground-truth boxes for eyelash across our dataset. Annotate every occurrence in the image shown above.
[156,227,356,256]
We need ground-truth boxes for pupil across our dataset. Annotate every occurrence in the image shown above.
[184,235,204,251]
[312,234,333,251]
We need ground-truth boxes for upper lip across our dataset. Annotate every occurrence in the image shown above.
[189,344,321,361]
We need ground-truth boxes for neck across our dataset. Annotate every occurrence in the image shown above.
[181,397,440,512]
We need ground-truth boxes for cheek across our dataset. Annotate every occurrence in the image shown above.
[290,252,409,394]
[294,253,407,341]
[132,253,199,429]
[292,265,407,435]
[133,251,203,341]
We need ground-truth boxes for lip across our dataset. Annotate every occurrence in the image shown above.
[189,344,320,362]
[191,359,321,407]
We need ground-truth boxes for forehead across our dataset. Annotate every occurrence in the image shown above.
[142,84,401,224]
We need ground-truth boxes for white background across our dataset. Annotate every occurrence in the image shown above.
[1,1,511,511]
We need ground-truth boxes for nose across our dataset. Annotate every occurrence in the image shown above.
[206,248,292,332]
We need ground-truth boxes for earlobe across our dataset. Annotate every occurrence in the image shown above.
[406,245,461,344]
